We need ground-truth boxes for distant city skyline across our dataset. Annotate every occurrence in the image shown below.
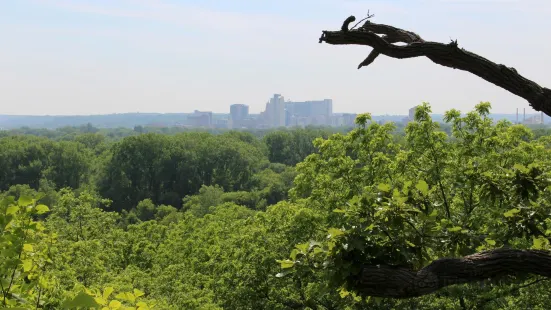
[1,1,550,116]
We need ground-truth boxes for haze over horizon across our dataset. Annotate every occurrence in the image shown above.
[1,0,550,116]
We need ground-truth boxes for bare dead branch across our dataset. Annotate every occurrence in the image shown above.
[349,249,551,298]
[319,16,551,116]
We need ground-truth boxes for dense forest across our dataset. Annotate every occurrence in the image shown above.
[2,103,551,309]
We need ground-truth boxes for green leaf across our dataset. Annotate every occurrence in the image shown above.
[17,196,33,207]
[328,228,344,238]
[276,259,295,269]
[62,291,100,309]
[289,249,299,260]
[109,300,122,309]
[23,244,33,252]
[448,226,462,232]
[6,205,19,215]
[22,259,32,272]
[378,183,391,192]
[503,208,520,217]
[313,247,324,255]
[513,163,527,171]
[416,180,429,195]
[103,286,114,300]
[333,208,345,213]
[339,287,350,298]
[35,204,50,214]
[93,296,106,306]
[133,289,145,298]
[485,238,496,246]
[115,292,136,303]
[295,243,309,253]
[532,236,548,250]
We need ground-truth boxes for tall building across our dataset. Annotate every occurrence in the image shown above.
[263,94,286,128]
[229,104,249,129]
[230,104,249,121]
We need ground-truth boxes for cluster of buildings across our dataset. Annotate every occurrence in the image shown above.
[184,99,548,130]
[185,94,358,129]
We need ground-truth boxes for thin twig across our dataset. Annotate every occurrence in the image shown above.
[349,10,375,31]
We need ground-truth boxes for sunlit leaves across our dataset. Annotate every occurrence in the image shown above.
[504,208,521,217]
[6,205,18,216]
[17,195,33,207]
[283,102,551,308]
[532,236,549,250]
[35,204,50,214]
[108,299,122,309]
[327,228,345,239]
[62,291,100,309]
[415,180,429,196]
[22,259,32,272]
[1,197,56,307]
[378,183,391,192]
[277,259,295,269]
[448,226,462,232]
[77,287,154,310]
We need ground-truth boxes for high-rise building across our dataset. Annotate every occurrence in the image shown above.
[230,104,249,121]
[229,104,249,129]
[264,94,285,128]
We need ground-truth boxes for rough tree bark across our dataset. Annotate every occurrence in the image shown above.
[319,15,551,117]
[349,248,551,298]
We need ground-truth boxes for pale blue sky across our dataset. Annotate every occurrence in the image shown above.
[1,0,550,115]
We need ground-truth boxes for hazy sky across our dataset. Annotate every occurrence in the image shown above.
[1,0,550,115]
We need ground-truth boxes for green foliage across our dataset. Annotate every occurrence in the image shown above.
[283,102,551,308]
[264,127,335,166]
[2,106,551,309]
[98,132,267,211]
[0,195,56,308]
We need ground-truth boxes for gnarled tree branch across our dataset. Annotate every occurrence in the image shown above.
[349,248,551,298]
[319,16,551,116]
